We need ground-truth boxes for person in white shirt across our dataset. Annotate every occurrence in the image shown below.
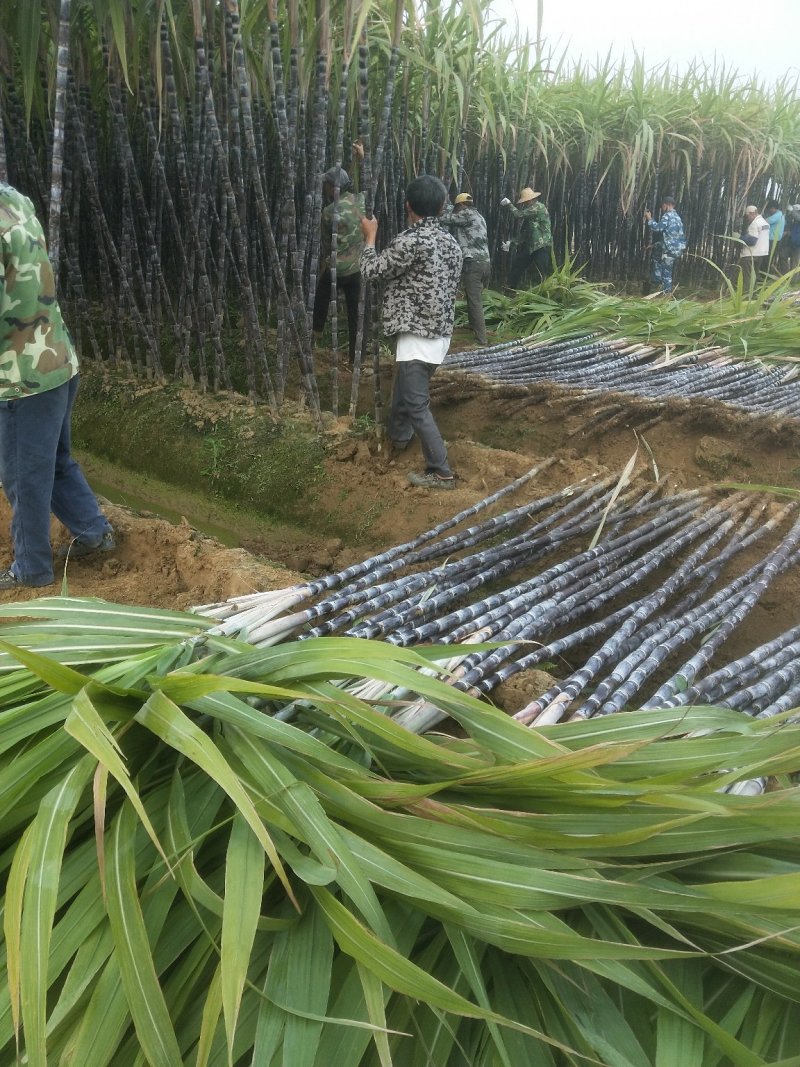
[739,205,770,282]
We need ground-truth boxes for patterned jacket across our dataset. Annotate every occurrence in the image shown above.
[646,209,687,257]
[320,192,366,277]
[507,200,552,253]
[0,183,78,400]
[360,217,462,338]
[440,205,490,262]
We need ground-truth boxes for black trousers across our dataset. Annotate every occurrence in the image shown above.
[509,246,551,289]
[313,269,361,363]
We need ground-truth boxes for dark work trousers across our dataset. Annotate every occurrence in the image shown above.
[462,259,490,345]
[313,269,362,364]
[509,245,552,289]
[388,359,452,478]
[740,255,768,285]
[0,376,111,585]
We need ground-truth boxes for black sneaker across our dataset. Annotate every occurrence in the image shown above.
[58,530,116,560]
[0,568,54,591]
[0,569,21,591]
[407,471,456,490]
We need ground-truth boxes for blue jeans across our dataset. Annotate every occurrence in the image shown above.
[388,360,452,478]
[0,376,110,585]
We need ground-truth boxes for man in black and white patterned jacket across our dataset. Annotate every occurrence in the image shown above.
[360,175,462,490]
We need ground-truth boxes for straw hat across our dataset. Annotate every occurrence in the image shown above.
[516,187,541,204]
[454,192,473,205]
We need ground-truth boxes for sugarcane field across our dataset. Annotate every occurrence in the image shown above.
[3,0,800,1064]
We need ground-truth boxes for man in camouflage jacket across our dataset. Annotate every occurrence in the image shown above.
[313,156,366,364]
[501,187,553,289]
[361,175,462,490]
[0,180,114,590]
[440,193,490,345]
[644,195,686,295]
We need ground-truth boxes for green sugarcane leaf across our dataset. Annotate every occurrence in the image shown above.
[282,901,335,1066]
[105,801,182,1065]
[222,725,393,943]
[134,689,298,909]
[312,886,577,1054]
[446,926,513,1067]
[151,671,321,704]
[356,962,393,1067]
[698,872,800,909]
[252,933,289,1065]
[4,822,34,1043]
[65,688,171,868]
[196,962,223,1067]
[221,814,264,1058]
[0,636,94,694]
[19,757,95,1067]
[655,962,705,1067]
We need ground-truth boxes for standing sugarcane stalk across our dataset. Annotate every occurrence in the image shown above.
[347,28,374,421]
[350,0,404,428]
[47,0,70,274]
[225,0,285,407]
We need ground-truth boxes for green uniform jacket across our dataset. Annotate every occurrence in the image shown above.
[440,205,491,262]
[508,200,552,254]
[321,192,366,277]
[0,183,78,399]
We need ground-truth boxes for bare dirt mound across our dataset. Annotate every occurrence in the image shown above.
[0,500,304,611]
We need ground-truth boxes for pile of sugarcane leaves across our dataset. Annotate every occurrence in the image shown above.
[2,477,800,1065]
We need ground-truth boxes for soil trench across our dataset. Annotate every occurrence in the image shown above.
[2,370,799,709]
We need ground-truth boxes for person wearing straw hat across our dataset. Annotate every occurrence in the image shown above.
[440,192,491,346]
[500,187,552,289]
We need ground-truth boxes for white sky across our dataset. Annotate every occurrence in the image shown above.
[489,0,800,85]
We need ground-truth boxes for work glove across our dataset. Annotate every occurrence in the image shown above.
[501,240,511,252]
[500,197,511,207]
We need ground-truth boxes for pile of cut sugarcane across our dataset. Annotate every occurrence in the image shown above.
[442,335,800,420]
[195,464,800,744]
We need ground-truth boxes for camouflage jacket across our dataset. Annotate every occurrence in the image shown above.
[321,192,366,277]
[440,205,490,262]
[507,200,552,253]
[0,183,78,400]
[360,217,462,339]
[646,209,686,256]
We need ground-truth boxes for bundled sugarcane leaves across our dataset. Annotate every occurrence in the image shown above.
[1,599,800,1065]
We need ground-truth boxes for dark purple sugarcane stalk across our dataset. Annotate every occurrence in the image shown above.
[452,499,706,690]
[229,0,317,418]
[643,514,800,709]
[568,501,797,718]
[347,29,374,420]
[199,461,557,630]
[521,496,749,723]
[594,548,793,718]
[67,85,164,381]
[672,629,800,709]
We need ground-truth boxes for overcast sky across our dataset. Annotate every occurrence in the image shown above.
[488,0,800,85]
